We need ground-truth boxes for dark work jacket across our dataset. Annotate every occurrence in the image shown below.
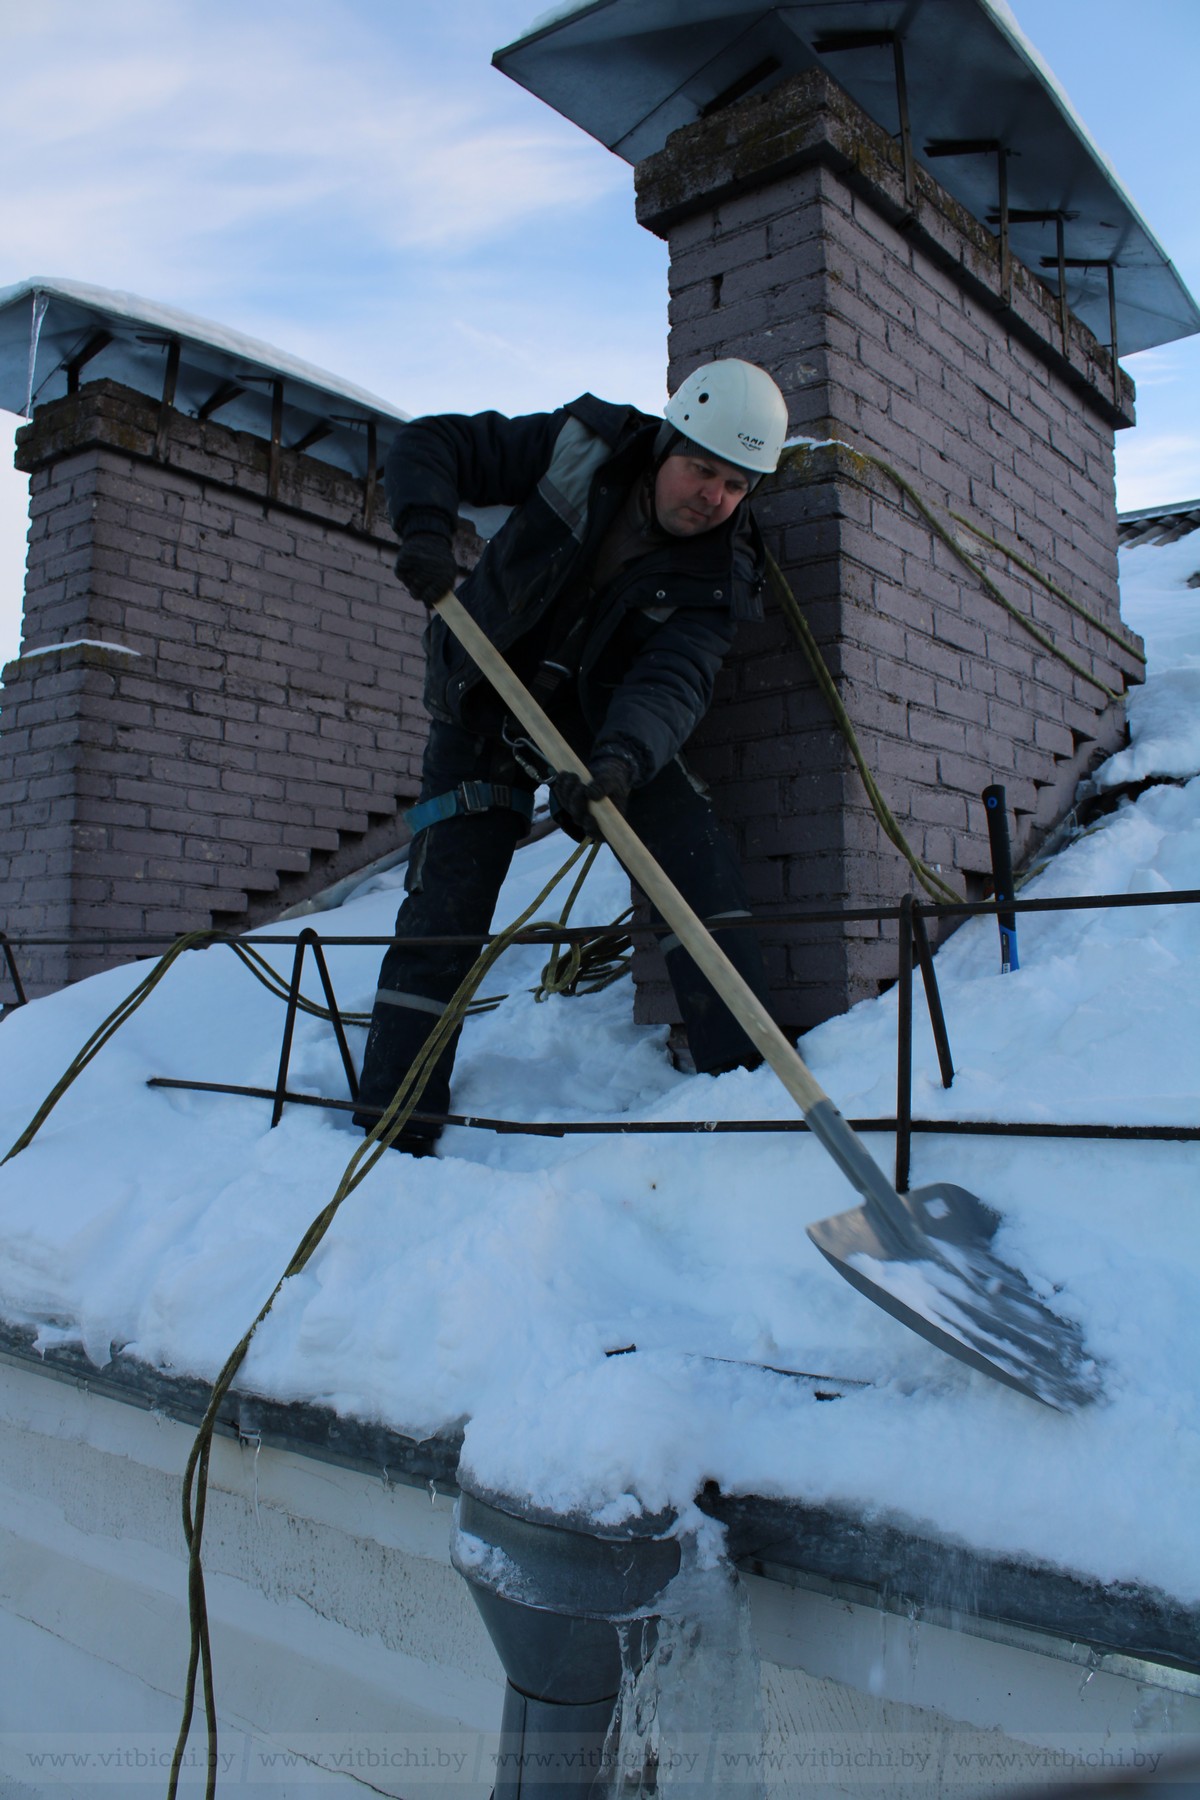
[384,394,766,784]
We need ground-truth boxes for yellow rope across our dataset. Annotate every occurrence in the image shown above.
[766,551,963,905]
[229,898,633,1026]
[763,435,1142,902]
[529,840,634,1002]
[878,457,1124,702]
[534,839,601,999]
[3,930,220,1163]
[950,511,1147,665]
[165,840,592,1800]
[776,441,1127,702]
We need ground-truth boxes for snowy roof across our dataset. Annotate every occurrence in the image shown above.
[0,278,409,482]
[495,0,1200,358]
[0,519,1198,1638]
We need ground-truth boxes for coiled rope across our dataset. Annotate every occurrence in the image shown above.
[222,842,632,1027]
[532,838,634,1001]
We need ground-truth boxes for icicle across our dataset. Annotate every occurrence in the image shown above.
[25,290,49,419]
[1132,1685,1177,1733]
[598,1618,661,1796]
[904,1600,922,1688]
[867,1604,888,1696]
[236,1418,263,1522]
[595,1536,767,1800]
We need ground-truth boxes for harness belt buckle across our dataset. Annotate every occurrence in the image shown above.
[457,780,491,814]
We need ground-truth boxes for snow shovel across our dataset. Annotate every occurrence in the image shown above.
[433,592,1100,1411]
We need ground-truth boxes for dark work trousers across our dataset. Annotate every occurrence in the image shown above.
[354,718,770,1148]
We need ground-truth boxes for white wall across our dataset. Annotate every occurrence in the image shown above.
[2,1355,1197,1799]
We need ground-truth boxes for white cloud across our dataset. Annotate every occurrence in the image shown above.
[1117,338,1200,511]
[1116,431,1200,514]
[0,0,624,303]
[0,1,663,661]
[1122,348,1186,391]
[3,0,1197,646]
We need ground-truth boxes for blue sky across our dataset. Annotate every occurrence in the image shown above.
[2,0,1199,662]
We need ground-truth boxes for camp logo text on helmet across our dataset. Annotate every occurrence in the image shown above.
[664,360,788,477]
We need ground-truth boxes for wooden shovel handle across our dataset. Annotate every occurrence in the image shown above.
[433,591,830,1119]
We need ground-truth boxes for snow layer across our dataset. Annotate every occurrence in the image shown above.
[1096,535,1200,787]
[0,542,1198,1607]
[0,277,408,423]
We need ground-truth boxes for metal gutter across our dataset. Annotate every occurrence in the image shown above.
[0,1316,460,1495]
[3,1316,1196,1678]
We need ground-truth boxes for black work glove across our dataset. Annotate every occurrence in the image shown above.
[552,753,636,839]
[394,534,457,609]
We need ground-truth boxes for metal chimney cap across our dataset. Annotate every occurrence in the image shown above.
[494,0,1200,358]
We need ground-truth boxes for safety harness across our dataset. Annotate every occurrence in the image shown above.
[404,779,536,837]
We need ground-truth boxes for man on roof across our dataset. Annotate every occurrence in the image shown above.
[354,359,789,1155]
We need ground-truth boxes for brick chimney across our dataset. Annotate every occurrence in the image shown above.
[0,380,433,996]
[631,68,1144,1040]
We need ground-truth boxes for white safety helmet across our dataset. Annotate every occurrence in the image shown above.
[663,359,788,477]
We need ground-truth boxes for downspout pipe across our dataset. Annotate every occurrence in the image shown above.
[452,1478,681,1798]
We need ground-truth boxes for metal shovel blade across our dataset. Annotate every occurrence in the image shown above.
[808,1180,1103,1411]
[431,592,1101,1411]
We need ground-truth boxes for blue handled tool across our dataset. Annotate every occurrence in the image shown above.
[983,785,1019,973]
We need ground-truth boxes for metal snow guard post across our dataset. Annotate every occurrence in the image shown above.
[493,0,1200,359]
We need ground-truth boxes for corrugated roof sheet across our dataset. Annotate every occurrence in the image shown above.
[1117,499,1200,549]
